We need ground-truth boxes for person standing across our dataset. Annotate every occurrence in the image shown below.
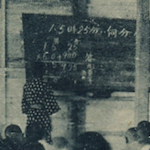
[22,62,60,144]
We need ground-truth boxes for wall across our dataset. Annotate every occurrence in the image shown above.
[88,0,136,19]
[51,94,135,150]
[5,0,72,130]
[0,1,141,150]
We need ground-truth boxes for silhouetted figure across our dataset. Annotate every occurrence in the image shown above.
[125,127,138,144]
[23,123,45,150]
[22,62,60,144]
[2,124,24,150]
[74,132,111,150]
[136,121,150,150]
[123,127,139,150]
[22,142,45,150]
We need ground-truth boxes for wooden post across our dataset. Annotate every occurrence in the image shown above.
[67,99,86,145]
[71,0,88,17]
[1,0,7,68]
[135,0,150,124]
[66,1,88,147]
[0,0,7,126]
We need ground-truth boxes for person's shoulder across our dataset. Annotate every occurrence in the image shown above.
[23,141,45,150]
[0,139,13,150]
[25,78,42,86]
[26,78,40,83]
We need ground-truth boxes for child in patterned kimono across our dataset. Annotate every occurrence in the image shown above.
[22,62,60,144]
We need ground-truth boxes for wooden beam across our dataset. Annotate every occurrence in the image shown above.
[135,0,150,124]
[66,0,88,146]
[71,0,88,17]
[67,100,86,145]
[0,0,7,125]
[1,0,6,68]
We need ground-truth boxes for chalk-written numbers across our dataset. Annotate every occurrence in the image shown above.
[48,24,134,38]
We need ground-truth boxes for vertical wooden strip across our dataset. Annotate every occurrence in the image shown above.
[67,100,86,145]
[1,0,6,68]
[68,0,88,145]
[1,0,7,126]
[135,0,150,124]
[71,0,88,17]
[67,1,88,147]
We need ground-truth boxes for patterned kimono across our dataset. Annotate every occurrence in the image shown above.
[22,78,60,144]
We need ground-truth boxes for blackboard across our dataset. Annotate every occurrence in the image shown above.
[22,13,136,95]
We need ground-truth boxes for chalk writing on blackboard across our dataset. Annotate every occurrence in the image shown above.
[22,14,136,92]
[47,23,134,38]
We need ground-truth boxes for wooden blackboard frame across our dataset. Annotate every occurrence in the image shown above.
[22,13,136,95]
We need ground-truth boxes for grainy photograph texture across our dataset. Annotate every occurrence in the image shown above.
[0,0,150,150]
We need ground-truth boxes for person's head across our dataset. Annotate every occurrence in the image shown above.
[125,127,137,144]
[32,62,45,79]
[5,124,23,142]
[136,121,150,143]
[74,132,111,150]
[53,137,69,150]
[22,142,45,150]
[25,123,45,142]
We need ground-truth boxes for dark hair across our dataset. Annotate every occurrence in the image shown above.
[5,124,22,136]
[25,123,45,142]
[32,62,45,78]
[127,127,137,138]
[22,142,45,150]
[125,127,137,143]
[137,121,150,129]
[75,132,111,150]
[137,121,150,136]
